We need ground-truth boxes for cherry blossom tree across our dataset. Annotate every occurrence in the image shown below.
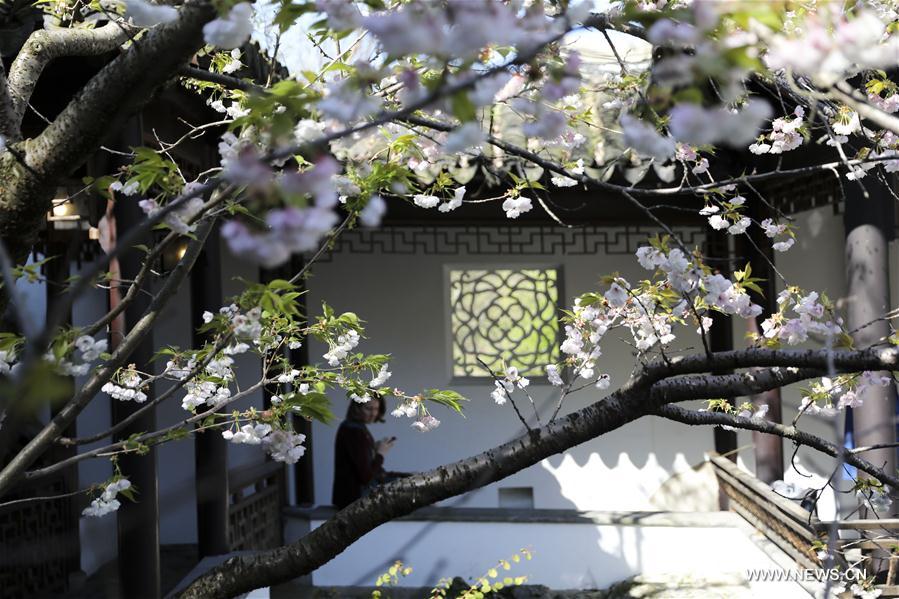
[2,0,899,597]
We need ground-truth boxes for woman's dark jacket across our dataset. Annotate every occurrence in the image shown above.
[332,420,384,508]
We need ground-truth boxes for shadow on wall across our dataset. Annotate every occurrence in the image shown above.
[333,469,603,588]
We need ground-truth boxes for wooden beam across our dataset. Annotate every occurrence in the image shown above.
[706,228,737,462]
[290,256,314,506]
[738,200,784,484]
[111,121,161,597]
[193,227,230,557]
[45,239,81,589]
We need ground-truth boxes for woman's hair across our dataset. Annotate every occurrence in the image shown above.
[345,395,386,423]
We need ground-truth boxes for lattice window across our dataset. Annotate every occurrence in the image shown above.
[449,267,560,378]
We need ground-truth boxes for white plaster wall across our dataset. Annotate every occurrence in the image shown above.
[154,274,198,545]
[306,213,885,514]
[306,232,716,511]
[300,516,808,596]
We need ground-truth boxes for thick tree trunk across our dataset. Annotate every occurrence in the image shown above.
[0,0,216,273]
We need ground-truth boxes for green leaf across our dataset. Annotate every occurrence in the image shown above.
[423,389,467,415]
[289,392,335,424]
[450,92,477,122]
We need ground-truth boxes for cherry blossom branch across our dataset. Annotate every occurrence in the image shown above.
[177,348,872,597]
[264,14,605,165]
[832,81,899,137]
[24,377,269,482]
[21,12,595,368]
[477,357,531,431]
[58,333,234,446]
[0,219,214,496]
[642,347,899,382]
[399,116,899,198]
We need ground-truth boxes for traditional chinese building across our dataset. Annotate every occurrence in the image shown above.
[2,21,897,599]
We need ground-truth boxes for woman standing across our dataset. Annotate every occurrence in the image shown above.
[332,397,399,508]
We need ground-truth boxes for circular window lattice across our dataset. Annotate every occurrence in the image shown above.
[450,268,560,377]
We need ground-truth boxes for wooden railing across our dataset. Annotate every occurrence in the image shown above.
[227,460,285,551]
[711,455,821,569]
[712,455,899,596]
[834,520,899,597]
[0,470,80,599]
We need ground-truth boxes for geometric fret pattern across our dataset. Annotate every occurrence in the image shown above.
[312,225,706,261]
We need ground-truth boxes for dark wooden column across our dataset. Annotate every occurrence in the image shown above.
[112,179,161,599]
[706,227,737,460]
[291,256,314,506]
[45,239,81,579]
[260,258,315,505]
[845,180,896,483]
[739,202,784,484]
[193,227,230,557]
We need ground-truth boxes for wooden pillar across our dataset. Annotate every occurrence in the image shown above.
[45,239,81,579]
[193,227,230,557]
[845,181,896,482]
[260,258,315,505]
[739,203,784,484]
[707,227,737,460]
[112,183,161,599]
[291,256,314,506]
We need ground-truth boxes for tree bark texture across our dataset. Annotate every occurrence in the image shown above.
[0,1,216,269]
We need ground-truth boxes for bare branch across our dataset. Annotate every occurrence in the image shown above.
[643,347,899,381]
[179,65,260,93]
[656,404,899,489]
[649,367,823,402]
